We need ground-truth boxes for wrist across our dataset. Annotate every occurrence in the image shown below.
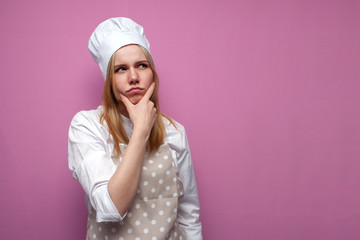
[131,127,150,142]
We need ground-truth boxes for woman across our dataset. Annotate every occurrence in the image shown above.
[68,17,202,240]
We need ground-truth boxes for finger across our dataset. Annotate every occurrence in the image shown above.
[120,93,133,109]
[141,82,155,102]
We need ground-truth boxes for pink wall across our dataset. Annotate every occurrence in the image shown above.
[1,0,359,239]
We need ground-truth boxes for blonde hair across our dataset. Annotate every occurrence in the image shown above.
[100,45,175,157]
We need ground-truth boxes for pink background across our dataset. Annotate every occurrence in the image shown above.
[1,0,360,239]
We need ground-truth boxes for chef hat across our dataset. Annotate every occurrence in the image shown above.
[88,17,150,80]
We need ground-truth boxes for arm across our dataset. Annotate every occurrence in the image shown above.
[68,83,156,221]
[177,127,203,239]
[68,111,122,222]
[108,83,156,216]
[68,111,148,221]
[107,125,148,216]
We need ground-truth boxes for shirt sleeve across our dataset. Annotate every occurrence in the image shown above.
[68,111,125,222]
[176,127,203,240]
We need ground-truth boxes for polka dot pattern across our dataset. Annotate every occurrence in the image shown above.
[85,144,186,240]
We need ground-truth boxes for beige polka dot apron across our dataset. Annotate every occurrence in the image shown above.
[86,144,186,240]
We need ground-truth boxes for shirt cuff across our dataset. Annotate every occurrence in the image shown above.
[179,221,203,240]
[92,183,127,222]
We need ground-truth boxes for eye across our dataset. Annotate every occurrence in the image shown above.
[139,63,148,69]
[115,67,126,73]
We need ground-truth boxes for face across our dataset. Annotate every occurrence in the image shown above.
[112,44,154,106]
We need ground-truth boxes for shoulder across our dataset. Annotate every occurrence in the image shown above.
[161,115,188,151]
[69,106,109,141]
[161,114,186,134]
[70,106,106,134]
[71,106,103,126]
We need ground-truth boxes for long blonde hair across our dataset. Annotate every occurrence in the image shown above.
[100,45,175,157]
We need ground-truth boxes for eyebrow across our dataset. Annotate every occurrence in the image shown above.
[114,60,149,68]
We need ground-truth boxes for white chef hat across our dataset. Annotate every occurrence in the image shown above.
[88,17,150,80]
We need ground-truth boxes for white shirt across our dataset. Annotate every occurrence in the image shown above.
[68,106,202,240]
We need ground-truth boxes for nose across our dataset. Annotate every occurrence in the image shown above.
[128,67,139,84]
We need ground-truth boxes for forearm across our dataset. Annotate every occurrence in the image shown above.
[108,83,156,216]
[107,129,147,216]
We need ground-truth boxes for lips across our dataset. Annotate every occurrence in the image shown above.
[127,87,144,93]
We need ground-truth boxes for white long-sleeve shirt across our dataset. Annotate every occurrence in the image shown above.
[68,106,202,239]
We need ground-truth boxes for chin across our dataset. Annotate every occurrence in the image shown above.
[130,97,142,105]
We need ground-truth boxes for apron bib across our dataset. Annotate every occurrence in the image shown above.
[86,144,186,240]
